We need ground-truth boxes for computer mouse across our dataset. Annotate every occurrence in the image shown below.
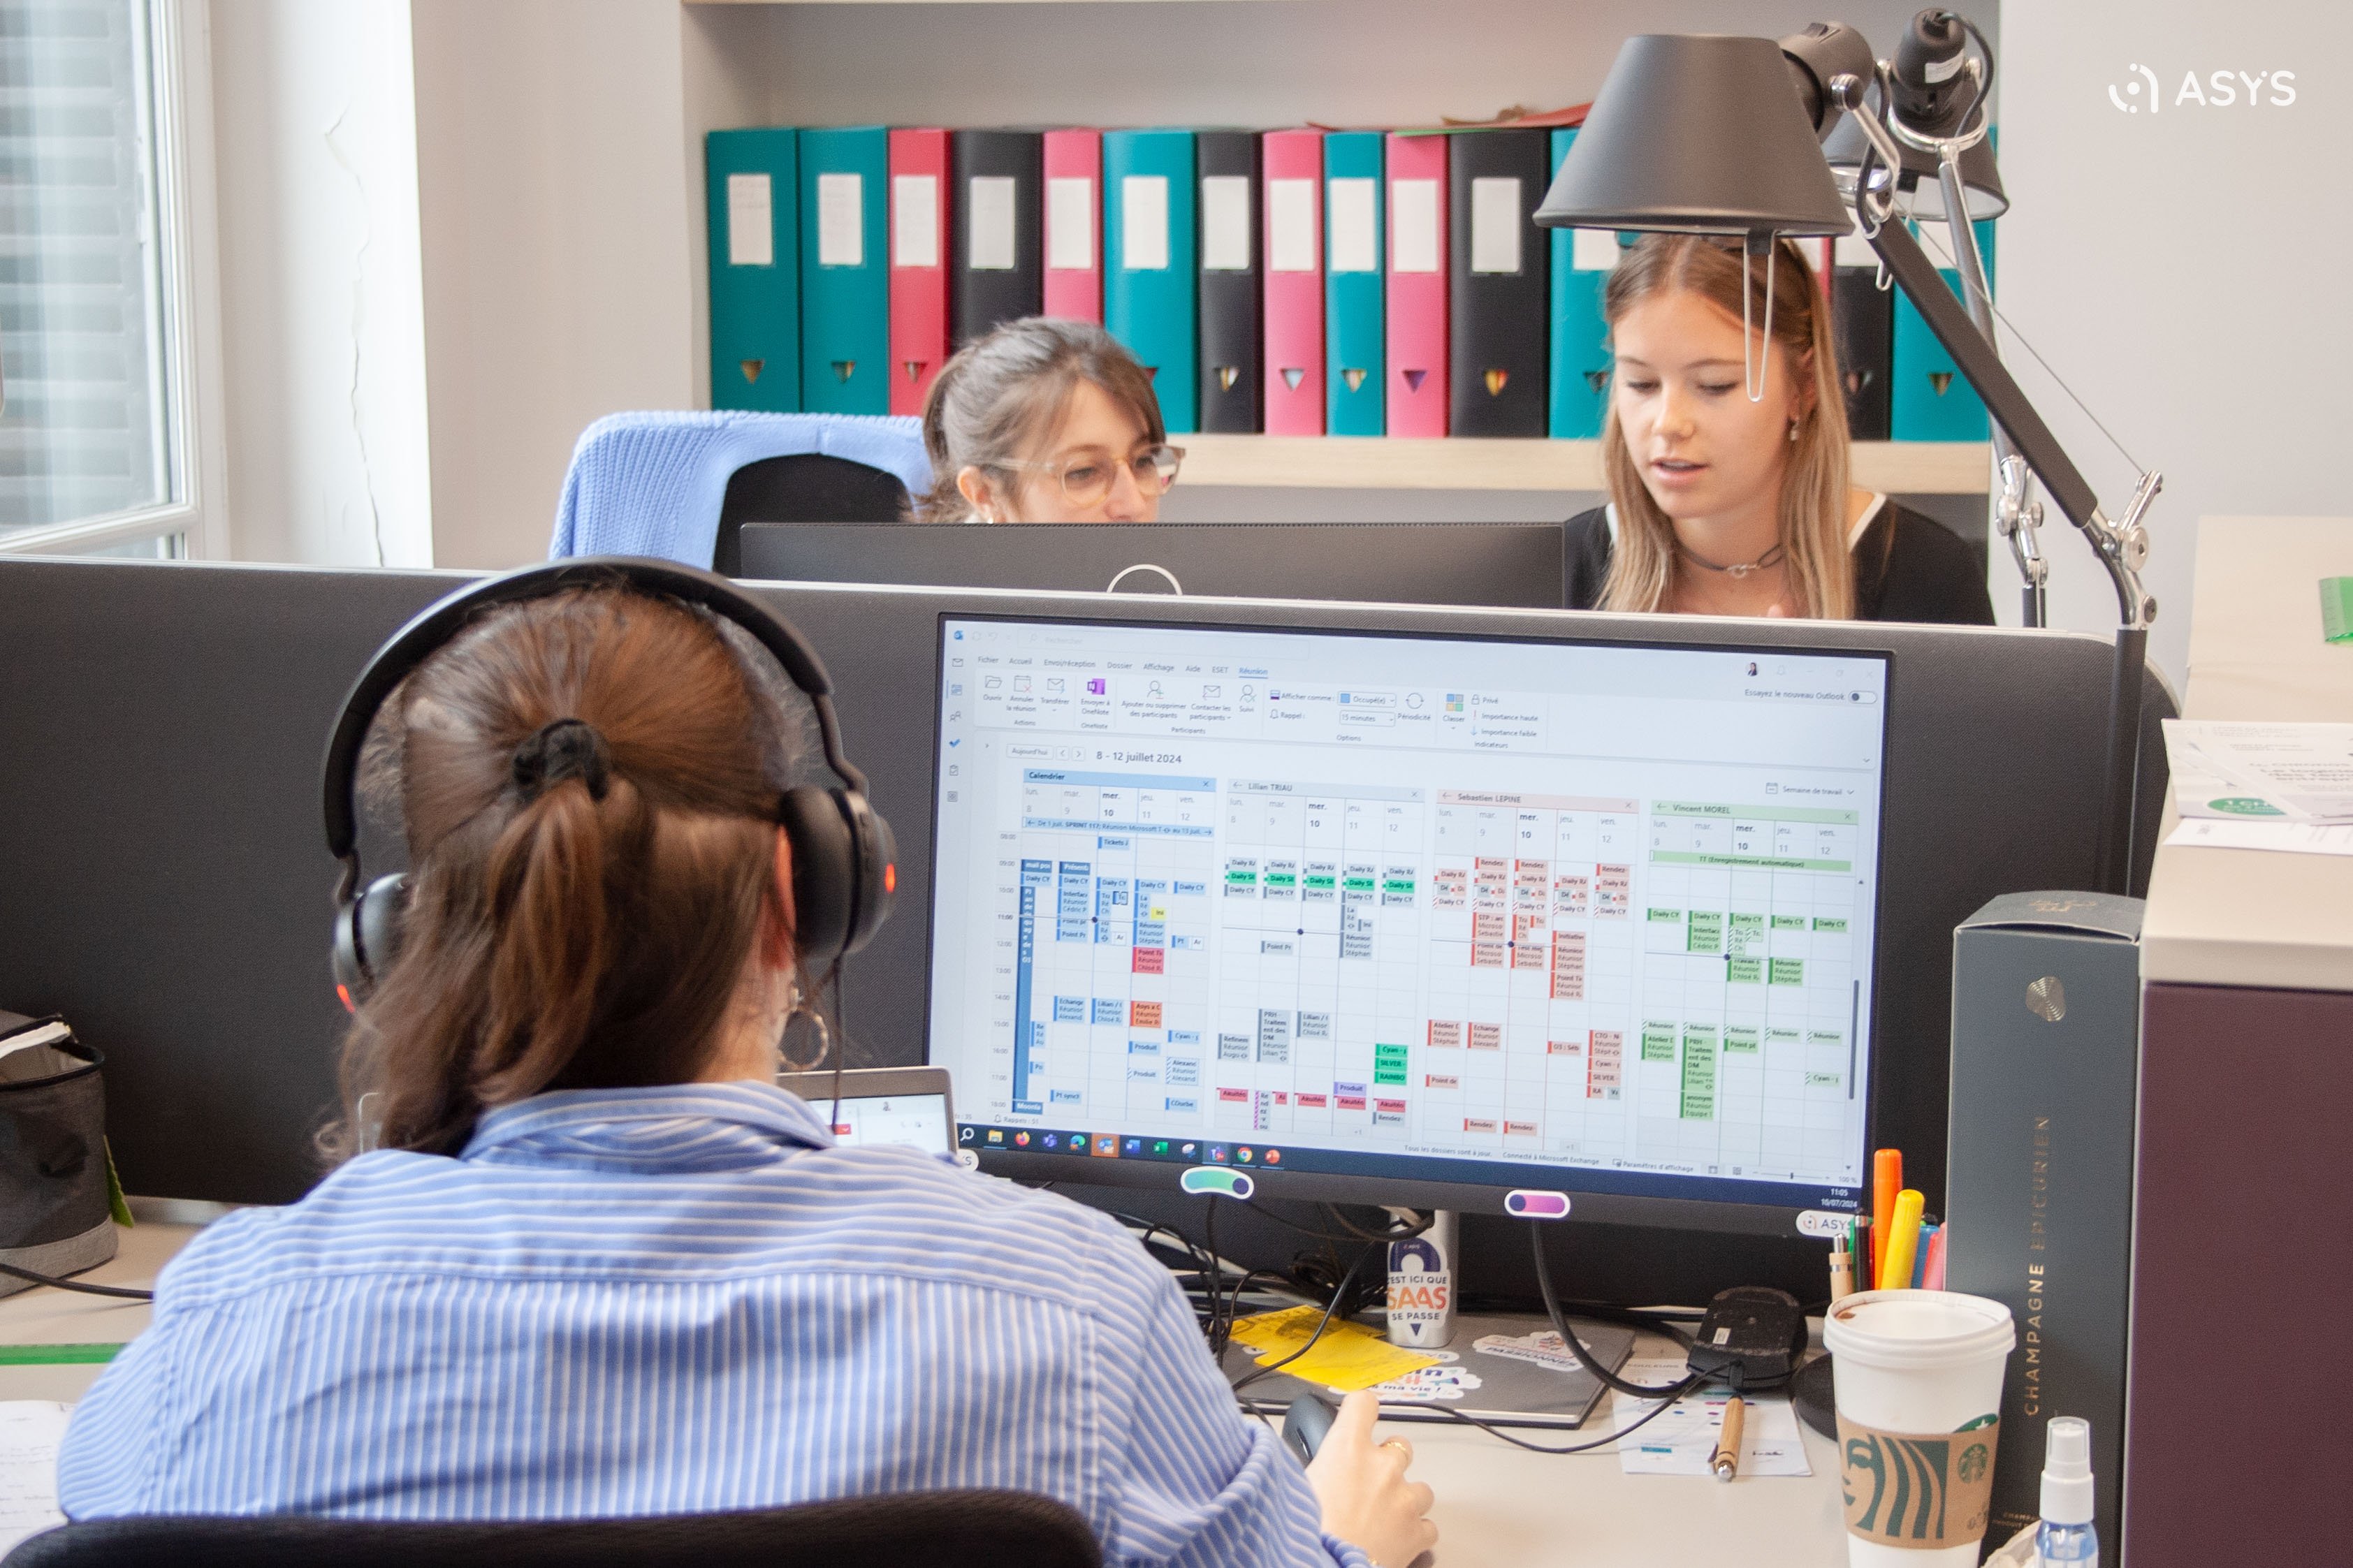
[1281,1392,1339,1463]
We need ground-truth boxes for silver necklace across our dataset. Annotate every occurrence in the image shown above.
[1678,540,1787,579]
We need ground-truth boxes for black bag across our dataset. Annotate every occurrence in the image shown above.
[0,1011,119,1296]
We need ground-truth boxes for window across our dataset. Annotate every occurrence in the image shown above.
[1,0,208,556]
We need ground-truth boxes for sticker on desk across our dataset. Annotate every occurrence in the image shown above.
[1471,1328,1601,1375]
[1611,1358,1812,1477]
[1362,1363,1483,1403]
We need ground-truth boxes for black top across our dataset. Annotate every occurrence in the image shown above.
[1561,499,1996,625]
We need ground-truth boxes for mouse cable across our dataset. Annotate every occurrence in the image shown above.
[1422,1368,1712,1455]
[0,1259,154,1301]
[1529,1220,1703,1399]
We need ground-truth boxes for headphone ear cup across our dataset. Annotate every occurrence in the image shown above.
[331,874,412,1011]
[777,786,896,973]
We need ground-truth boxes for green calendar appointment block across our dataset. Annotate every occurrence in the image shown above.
[1341,875,1376,892]
[1381,877,1415,895]
[1767,1026,1802,1046]
[1805,1071,1843,1089]
[1687,911,1724,954]
[1727,956,1765,985]
[1771,914,1807,930]
[1641,1023,1677,1062]
[1770,958,1806,985]
[1724,1025,1762,1054]
[1680,1027,1717,1118]
[1808,1030,1844,1047]
[1263,870,1298,889]
[1225,868,1258,886]
[1814,916,1848,932]
[1304,872,1338,891]
[1647,907,1683,923]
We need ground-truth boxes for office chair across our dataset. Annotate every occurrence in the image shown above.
[3,1491,1100,1568]
[548,411,931,571]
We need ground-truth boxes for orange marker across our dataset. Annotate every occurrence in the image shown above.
[1871,1149,1902,1284]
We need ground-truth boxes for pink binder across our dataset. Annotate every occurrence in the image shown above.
[889,127,951,416]
[1042,129,1102,324]
[1260,129,1325,436]
[1384,133,1448,438]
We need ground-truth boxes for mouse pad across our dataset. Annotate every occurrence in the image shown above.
[1223,1312,1639,1430]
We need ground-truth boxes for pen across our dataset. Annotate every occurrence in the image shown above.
[1911,1219,1937,1288]
[1828,1232,1855,1303]
[1923,1224,1949,1291]
[1712,1395,1745,1483]
[1872,1149,1902,1285]
[1879,1189,1925,1291]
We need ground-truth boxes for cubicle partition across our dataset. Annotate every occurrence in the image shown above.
[0,560,2168,1245]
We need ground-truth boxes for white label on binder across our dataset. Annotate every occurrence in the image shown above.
[817,173,864,268]
[1200,175,1251,271]
[1470,177,1522,274]
[968,175,1017,270]
[1572,227,1619,272]
[1121,175,1169,271]
[1328,177,1377,273]
[1047,177,1094,271]
[726,173,773,268]
[1268,179,1316,272]
[893,175,939,269]
[1392,179,1439,274]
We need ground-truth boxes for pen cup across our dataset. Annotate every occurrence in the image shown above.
[1823,1290,2016,1568]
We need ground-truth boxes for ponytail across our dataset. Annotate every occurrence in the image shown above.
[328,589,801,1162]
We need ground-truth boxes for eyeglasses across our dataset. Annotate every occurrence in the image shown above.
[1005,444,1185,507]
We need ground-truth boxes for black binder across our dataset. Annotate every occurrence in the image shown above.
[1194,129,1262,432]
[1448,129,1550,438]
[1832,263,1893,440]
[951,130,1043,347]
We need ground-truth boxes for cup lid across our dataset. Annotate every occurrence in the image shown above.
[1822,1289,2016,1370]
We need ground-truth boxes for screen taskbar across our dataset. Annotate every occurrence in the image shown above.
[955,1122,1861,1215]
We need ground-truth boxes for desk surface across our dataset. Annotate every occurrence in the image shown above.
[1,1222,1851,1566]
[2142,516,2353,990]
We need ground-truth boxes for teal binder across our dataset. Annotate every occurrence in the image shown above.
[798,126,889,417]
[706,129,799,412]
[1104,129,1197,435]
[1547,127,1612,439]
[1891,219,1996,441]
[1323,131,1384,436]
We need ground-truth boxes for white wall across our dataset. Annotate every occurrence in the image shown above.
[210,0,432,567]
[411,0,699,571]
[1997,5,2346,685]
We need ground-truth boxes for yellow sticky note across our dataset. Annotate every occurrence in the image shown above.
[1228,1305,1443,1393]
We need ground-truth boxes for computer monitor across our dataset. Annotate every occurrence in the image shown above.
[926,614,1891,1237]
[737,522,1568,610]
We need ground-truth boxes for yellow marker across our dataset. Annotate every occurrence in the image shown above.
[1879,1189,1926,1290]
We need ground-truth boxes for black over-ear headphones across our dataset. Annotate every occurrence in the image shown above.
[321,556,896,1011]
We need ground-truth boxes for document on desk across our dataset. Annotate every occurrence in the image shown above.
[1610,1360,1810,1477]
[0,1402,71,1552]
[2162,815,2353,856]
[2162,719,2353,823]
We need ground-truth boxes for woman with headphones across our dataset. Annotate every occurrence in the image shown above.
[915,317,1184,524]
[55,564,1435,1568]
[1565,233,1995,625]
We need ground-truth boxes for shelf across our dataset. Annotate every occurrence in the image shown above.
[1175,437,1992,493]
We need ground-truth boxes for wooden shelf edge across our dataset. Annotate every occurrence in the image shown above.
[1175,436,1991,494]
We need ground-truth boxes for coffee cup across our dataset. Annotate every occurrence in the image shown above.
[1823,1289,2016,1568]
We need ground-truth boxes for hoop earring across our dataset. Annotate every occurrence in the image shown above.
[778,1001,832,1073]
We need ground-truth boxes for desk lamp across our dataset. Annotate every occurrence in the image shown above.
[1536,24,2161,895]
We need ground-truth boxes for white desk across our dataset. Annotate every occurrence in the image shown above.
[0,1222,1853,1567]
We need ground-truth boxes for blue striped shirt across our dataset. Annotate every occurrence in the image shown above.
[58,1083,1367,1567]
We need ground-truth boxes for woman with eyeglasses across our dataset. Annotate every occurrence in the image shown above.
[916,318,1184,523]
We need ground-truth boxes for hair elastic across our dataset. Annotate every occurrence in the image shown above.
[511,717,611,803]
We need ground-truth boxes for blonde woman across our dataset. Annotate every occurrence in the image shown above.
[1564,234,1993,624]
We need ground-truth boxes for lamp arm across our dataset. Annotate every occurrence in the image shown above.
[1860,212,2155,632]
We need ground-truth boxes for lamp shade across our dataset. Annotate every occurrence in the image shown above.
[1823,112,2008,221]
[1534,34,1851,237]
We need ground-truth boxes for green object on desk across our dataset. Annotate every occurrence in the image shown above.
[2322,577,2353,643]
[0,1343,124,1365]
